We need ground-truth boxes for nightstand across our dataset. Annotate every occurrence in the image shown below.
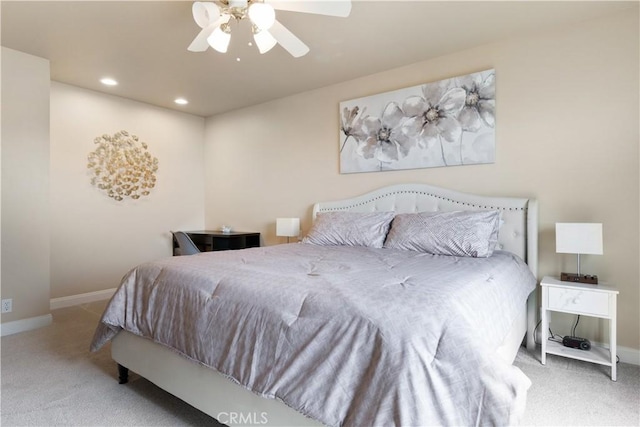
[540,276,618,380]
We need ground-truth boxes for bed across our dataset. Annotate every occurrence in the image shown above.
[91,183,538,426]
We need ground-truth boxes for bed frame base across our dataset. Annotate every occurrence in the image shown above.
[112,331,322,426]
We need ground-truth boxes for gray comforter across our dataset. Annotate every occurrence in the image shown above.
[91,243,536,426]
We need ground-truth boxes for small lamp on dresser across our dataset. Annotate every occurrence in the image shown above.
[276,218,300,243]
[555,222,603,284]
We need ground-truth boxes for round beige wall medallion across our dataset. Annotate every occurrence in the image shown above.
[87,130,159,201]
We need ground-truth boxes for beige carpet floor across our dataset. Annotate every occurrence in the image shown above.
[1,301,639,426]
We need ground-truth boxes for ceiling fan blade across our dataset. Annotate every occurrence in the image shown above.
[266,0,351,17]
[269,20,309,58]
[188,24,218,52]
[187,14,231,52]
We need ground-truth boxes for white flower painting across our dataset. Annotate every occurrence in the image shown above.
[339,69,495,173]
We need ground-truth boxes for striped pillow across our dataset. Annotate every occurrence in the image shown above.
[302,211,395,248]
[384,210,501,257]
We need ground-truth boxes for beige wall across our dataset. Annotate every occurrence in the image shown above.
[204,11,639,350]
[49,83,206,298]
[1,48,51,323]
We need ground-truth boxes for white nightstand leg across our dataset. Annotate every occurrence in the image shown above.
[541,287,548,365]
[610,294,617,381]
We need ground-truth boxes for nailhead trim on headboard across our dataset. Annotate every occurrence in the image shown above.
[317,190,526,212]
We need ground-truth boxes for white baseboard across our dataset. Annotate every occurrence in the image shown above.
[50,288,116,310]
[617,345,640,365]
[0,289,115,337]
[0,314,53,337]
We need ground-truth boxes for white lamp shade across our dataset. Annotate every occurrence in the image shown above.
[248,3,276,30]
[556,223,603,255]
[192,2,220,28]
[276,218,300,237]
[208,26,231,53]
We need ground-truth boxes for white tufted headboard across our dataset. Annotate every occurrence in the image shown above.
[312,183,538,277]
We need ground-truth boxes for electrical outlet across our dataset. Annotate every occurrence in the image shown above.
[1,299,12,314]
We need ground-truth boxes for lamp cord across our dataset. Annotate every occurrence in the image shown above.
[572,315,580,337]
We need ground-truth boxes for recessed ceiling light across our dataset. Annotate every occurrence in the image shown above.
[174,98,188,105]
[100,77,118,86]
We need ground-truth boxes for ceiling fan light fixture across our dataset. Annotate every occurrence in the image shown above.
[253,29,277,54]
[188,1,352,57]
[248,3,275,30]
[208,23,231,53]
[228,0,248,8]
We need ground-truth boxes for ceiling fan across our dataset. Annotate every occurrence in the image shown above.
[187,0,351,58]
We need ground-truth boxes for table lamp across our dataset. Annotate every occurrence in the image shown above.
[276,218,300,243]
[555,223,603,284]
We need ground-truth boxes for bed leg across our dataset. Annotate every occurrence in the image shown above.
[117,364,129,384]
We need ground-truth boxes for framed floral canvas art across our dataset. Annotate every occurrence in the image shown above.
[339,69,495,173]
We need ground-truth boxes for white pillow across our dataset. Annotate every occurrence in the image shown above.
[302,211,395,248]
[383,210,501,257]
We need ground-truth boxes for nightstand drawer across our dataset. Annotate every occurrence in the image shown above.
[547,287,610,317]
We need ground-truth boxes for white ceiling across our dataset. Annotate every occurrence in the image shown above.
[1,1,634,117]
